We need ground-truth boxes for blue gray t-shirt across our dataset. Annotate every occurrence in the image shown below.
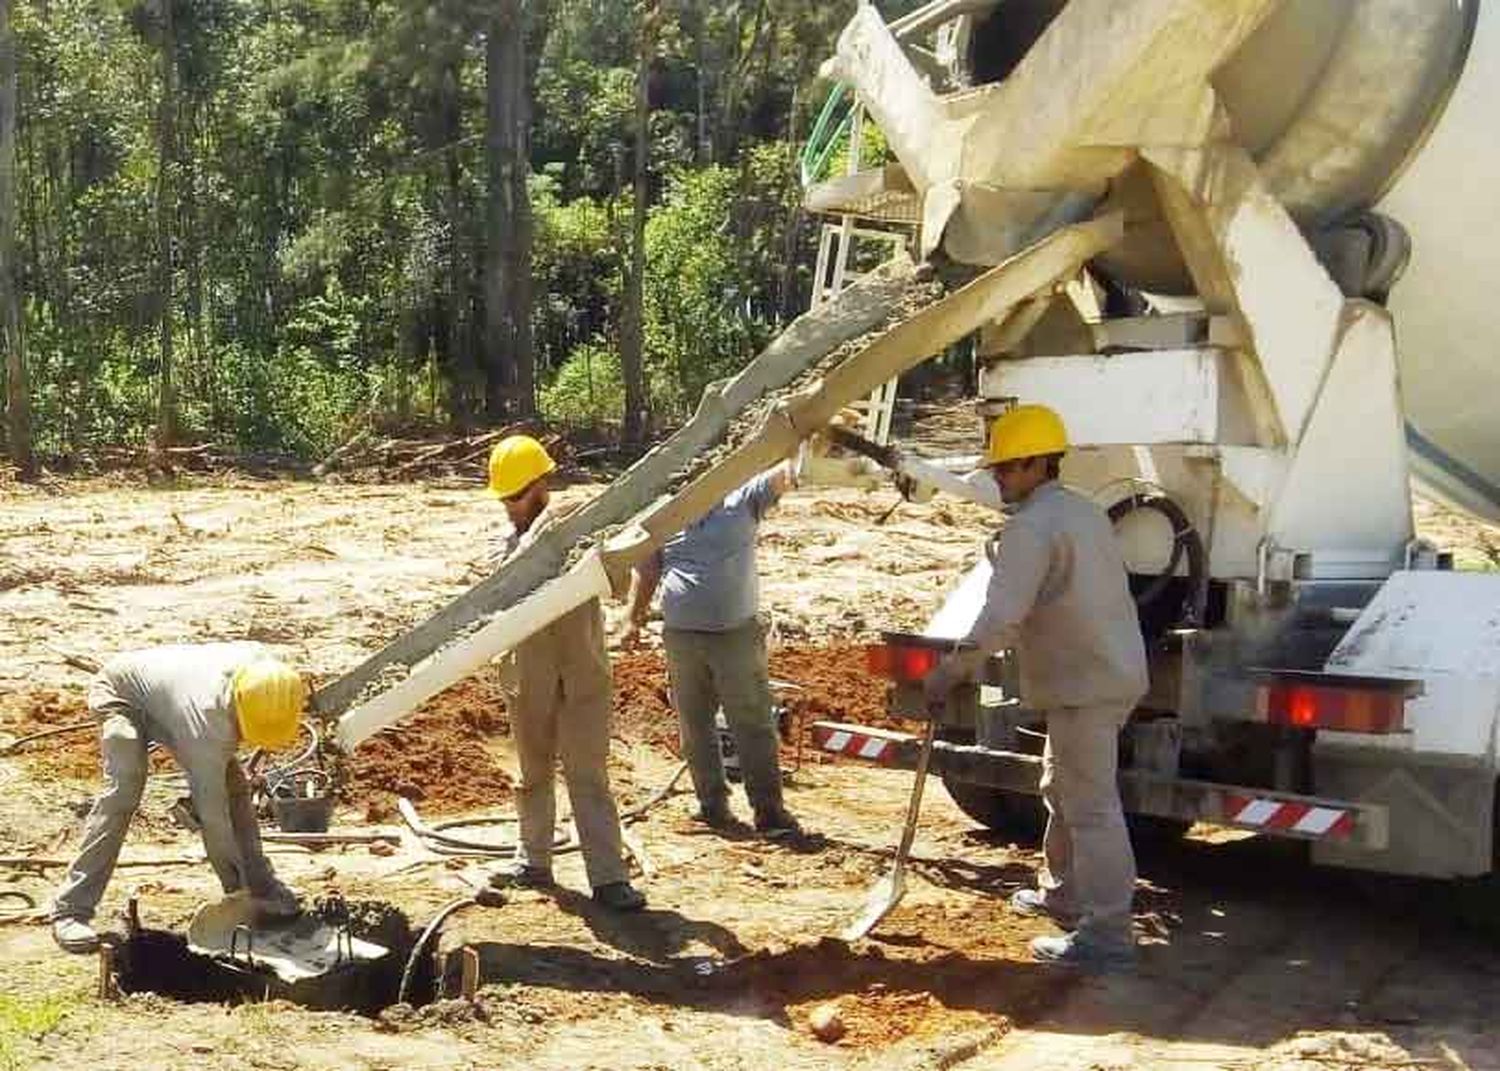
[660,472,781,632]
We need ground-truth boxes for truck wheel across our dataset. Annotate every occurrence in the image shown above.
[941,773,1047,845]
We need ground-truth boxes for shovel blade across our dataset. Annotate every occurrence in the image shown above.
[841,866,908,942]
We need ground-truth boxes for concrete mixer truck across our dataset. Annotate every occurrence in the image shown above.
[308,0,1499,907]
[801,0,1500,889]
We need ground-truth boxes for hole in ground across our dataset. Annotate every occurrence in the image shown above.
[115,898,427,1014]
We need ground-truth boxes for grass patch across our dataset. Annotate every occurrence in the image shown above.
[0,992,78,1071]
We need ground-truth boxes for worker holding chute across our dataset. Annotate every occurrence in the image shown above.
[484,435,647,912]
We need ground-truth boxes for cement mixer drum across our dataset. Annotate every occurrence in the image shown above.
[951,0,1500,518]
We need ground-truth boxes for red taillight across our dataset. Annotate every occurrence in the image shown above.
[1259,681,1406,734]
[865,643,943,683]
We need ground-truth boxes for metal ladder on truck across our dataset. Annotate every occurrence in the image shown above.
[802,87,915,447]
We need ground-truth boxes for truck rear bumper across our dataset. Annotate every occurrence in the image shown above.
[813,720,1391,851]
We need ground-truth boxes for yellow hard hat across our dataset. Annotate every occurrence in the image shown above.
[232,660,307,750]
[487,435,556,499]
[986,404,1069,465]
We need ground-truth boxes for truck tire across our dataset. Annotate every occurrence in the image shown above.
[940,773,1047,845]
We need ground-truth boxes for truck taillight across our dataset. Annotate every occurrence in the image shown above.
[1257,680,1408,734]
[865,643,943,683]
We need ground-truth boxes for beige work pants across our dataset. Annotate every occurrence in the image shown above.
[1038,704,1136,943]
[498,599,627,889]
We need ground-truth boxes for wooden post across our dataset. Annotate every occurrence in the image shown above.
[460,946,480,1002]
[98,942,119,1001]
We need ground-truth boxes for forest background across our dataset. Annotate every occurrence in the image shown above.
[0,0,921,475]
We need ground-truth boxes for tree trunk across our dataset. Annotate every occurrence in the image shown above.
[438,59,474,427]
[154,0,177,452]
[485,0,525,421]
[0,0,32,478]
[620,5,655,446]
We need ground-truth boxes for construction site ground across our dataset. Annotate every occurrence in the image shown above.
[2,449,1499,1071]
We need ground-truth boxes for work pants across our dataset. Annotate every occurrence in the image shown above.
[499,599,628,888]
[662,617,784,818]
[1038,703,1136,944]
[53,677,279,922]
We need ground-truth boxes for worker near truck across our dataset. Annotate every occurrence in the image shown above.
[50,643,307,954]
[485,435,647,912]
[922,405,1147,970]
[623,462,803,838]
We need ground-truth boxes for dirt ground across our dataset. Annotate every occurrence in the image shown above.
[2,460,1499,1071]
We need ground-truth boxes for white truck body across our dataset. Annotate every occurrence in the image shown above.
[806,0,1500,881]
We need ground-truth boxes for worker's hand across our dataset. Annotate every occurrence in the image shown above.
[808,406,865,457]
[620,620,645,650]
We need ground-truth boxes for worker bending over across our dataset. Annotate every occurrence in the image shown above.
[485,435,646,912]
[51,643,307,953]
[624,462,802,838]
[923,405,1147,970]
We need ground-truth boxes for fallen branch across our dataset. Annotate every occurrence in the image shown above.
[1,721,95,756]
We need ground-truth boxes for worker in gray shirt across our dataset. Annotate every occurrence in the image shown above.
[923,405,1147,971]
[51,643,308,953]
[625,462,802,837]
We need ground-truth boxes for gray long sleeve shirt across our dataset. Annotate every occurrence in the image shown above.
[101,642,268,883]
[948,482,1148,709]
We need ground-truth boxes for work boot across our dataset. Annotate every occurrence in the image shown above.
[691,800,736,830]
[592,881,647,912]
[52,916,101,955]
[753,807,803,840]
[1009,888,1079,928]
[1029,931,1136,972]
[487,860,554,890]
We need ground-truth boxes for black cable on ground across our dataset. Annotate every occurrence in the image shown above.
[396,888,505,1005]
[0,890,37,922]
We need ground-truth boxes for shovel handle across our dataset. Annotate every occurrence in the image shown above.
[892,719,939,870]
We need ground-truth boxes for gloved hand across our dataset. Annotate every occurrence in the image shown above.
[922,649,983,716]
[808,406,866,457]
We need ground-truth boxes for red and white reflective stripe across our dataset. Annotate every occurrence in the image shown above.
[1222,794,1356,838]
[815,726,897,763]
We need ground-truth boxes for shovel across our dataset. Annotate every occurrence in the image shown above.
[841,716,939,941]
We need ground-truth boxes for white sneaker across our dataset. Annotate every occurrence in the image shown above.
[52,916,102,954]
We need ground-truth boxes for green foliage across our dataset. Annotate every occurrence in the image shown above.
[8,0,850,457]
[643,165,765,416]
[540,339,624,427]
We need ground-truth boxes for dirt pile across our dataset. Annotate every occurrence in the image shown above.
[2,644,904,808]
[769,645,894,730]
[611,643,907,767]
[0,688,126,781]
[344,677,513,816]
[713,901,1059,1052]
[610,651,678,748]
